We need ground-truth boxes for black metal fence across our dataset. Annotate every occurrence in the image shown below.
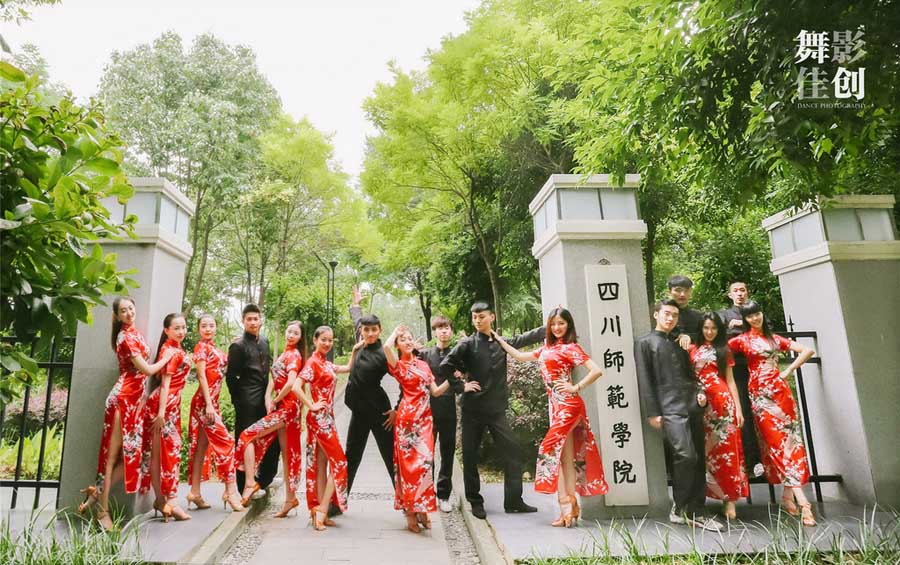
[0,335,74,510]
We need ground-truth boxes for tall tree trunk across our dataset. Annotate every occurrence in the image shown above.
[643,221,657,314]
[466,182,502,330]
[414,271,433,341]
[186,214,213,313]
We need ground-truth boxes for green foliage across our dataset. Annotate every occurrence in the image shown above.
[0,424,62,480]
[1,61,136,404]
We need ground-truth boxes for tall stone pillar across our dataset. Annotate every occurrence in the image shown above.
[761,195,900,508]
[59,177,194,514]
[529,174,669,519]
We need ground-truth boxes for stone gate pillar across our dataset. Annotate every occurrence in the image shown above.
[762,195,900,508]
[59,177,194,515]
[529,174,669,519]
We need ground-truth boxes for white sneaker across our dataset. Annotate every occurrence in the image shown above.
[669,504,686,524]
[687,515,723,532]
[439,498,453,513]
[753,463,765,477]
[251,488,267,500]
[269,477,284,490]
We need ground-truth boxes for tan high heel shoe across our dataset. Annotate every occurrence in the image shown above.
[170,504,192,521]
[153,499,174,523]
[551,498,574,527]
[310,508,327,531]
[274,498,299,518]
[416,512,432,530]
[405,513,421,533]
[222,491,245,512]
[240,483,261,507]
[78,486,99,514]
[723,501,737,521]
[569,495,580,523]
[95,506,114,531]
[186,492,211,510]
[799,502,817,527]
[780,492,800,516]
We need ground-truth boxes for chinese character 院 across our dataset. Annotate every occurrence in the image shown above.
[832,29,866,64]
[611,422,632,448]
[833,67,865,100]
[795,30,829,64]
[606,384,629,409]
[601,315,622,337]
[613,459,637,484]
[797,67,829,100]
[603,349,625,373]
[597,282,620,301]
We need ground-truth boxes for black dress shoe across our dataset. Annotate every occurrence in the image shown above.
[470,503,487,519]
[327,504,343,518]
[505,501,538,513]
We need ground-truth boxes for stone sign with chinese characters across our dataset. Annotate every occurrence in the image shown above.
[584,263,649,506]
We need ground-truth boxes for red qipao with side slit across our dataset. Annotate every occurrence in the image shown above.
[234,345,303,492]
[728,330,810,487]
[96,324,150,493]
[187,338,236,484]
[688,343,749,501]
[300,350,349,511]
[388,357,438,513]
[532,342,608,496]
[139,339,191,497]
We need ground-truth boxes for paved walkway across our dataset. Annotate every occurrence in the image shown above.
[235,377,455,565]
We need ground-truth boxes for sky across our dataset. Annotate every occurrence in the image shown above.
[2,0,483,181]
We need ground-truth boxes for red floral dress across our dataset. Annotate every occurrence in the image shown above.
[388,357,438,513]
[728,331,810,487]
[96,324,150,493]
[299,351,349,511]
[689,344,749,501]
[533,342,608,496]
[234,346,303,493]
[187,339,236,484]
[139,339,191,498]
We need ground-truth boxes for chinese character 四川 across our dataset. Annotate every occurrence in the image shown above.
[597,282,619,301]
[601,315,622,337]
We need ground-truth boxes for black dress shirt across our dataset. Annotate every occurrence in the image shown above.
[439,326,545,414]
[717,305,748,366]
[344,306,397,417]
[420,345,464,420]
[673,306,703,345]
[226,331,272,407]
[634,329,701,418]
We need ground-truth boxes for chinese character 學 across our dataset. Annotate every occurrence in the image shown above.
[613,459,636,484]
[797,67,829,100]
[833,67,865,100]
[606,384,629,409]
[603,349,625,373]
[601,315,622,337]
[597,282,619,301]
[832,29,866,64]
[795,30,829,64]
[611,422,632,448]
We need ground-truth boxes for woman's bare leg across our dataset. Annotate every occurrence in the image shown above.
[99,409,124,510]
[317,444,335,509]
[190,429,209,496]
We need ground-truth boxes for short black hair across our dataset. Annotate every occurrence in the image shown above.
[430,315,452,330]
[359,314,381,328]
[242,304,262,318]
[470,302,491,313]
[654,299,680,313]
[667,275,694,289]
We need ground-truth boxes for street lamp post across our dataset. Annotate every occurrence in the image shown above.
[313,253,338,361]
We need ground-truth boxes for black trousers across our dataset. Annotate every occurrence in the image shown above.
[460,409,524,507]
[432,414,457,500]
[733,363,761,469]
[231,398,280,492]
[662,412,706,515]
[345,409,395,493]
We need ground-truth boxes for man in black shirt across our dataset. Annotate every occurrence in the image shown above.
[635,300,721,531]
[226,304,278,494]
[440,302,544,519]
[716,280,761,474]
[667,275,703,349]
[343,286,398,496]
[419,315,475,512]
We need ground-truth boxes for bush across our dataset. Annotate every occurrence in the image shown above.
[3,386,68,442]
[0,424,63,480]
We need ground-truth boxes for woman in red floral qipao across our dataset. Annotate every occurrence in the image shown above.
[140,313,193,521]
[292,327,363,530]
[383,325,452,533]
[727,301,816,526]
[689,313,748,520]
[494,307,607,528]
[234,321,305,518]
[79,297,175,530]
[186,314,244,512]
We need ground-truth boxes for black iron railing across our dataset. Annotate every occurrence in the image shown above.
[0,335,74,510]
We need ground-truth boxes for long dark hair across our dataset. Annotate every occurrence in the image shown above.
[545,307,578,346]
[110,296,135,351]
[286,320,307,365]
[155,313,185,362]
[696,313,729,378]
[739,300,776,347]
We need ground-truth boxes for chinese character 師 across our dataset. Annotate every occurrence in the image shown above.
[833,67,865,100]
[603,349,625,373]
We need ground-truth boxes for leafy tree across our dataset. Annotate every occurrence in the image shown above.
[1,61,135,403]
